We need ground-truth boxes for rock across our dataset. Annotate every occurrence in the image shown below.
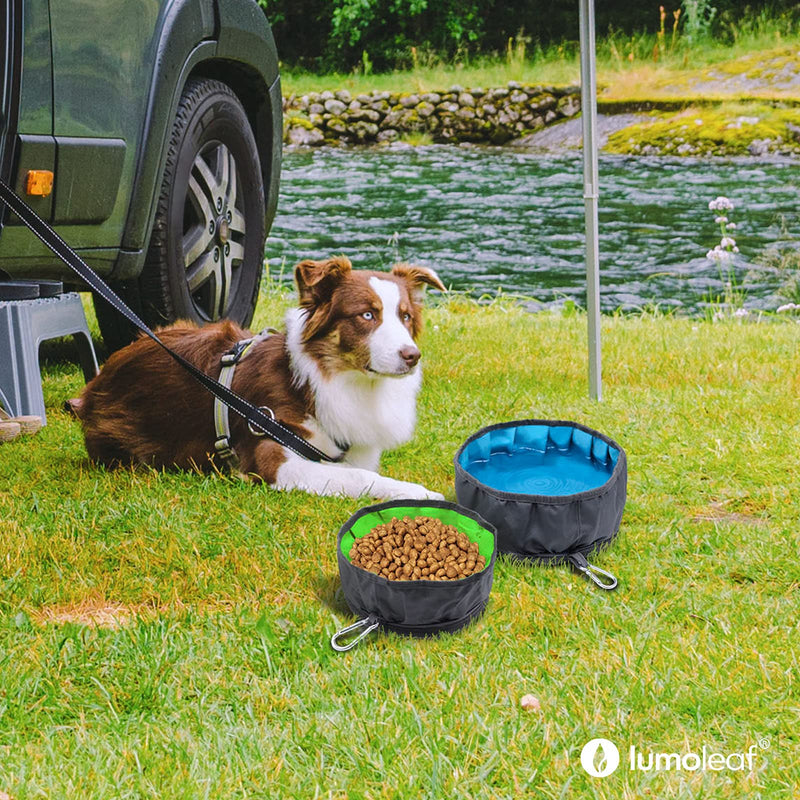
[557,95,580,117]
[420,92,441,104]
[351,121,379,142]
[348,100,362,111]
[309,103,324,115]
[448,84,464,93]
[507,80,522,89]
[381,109,406,128]
[520,694,541,711]
[287,125,324,146]
[471,87,486,97]
[399,93,420,107]
[482,103,496,115]
[458,92,475,107]
[528,94,556,111]
[319,90,334,101]
[351,108,381,123]
[510,91,528,104]
[309,113,324,127]
[324,98,347,115]
[457,106,476,120]
[437,101,459,114]
[377,129,400,143]
[415,101,436,118]
[748,138,770,156]
[325,116,348,135]
[356,93,372,104]
[335,89,352,103]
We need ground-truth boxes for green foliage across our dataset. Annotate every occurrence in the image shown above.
[682,0,718,42]
[260,0,800,73]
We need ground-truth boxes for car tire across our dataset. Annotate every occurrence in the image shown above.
[94,77,266,350]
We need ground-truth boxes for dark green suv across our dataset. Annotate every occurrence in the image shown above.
[0,0,282,349]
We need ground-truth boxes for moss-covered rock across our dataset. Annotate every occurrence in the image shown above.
[606,104,800,157]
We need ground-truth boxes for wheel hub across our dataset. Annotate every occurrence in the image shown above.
[216,217,230,245]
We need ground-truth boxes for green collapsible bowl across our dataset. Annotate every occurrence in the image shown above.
[332,499,497,651]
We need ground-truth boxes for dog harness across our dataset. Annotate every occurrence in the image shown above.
[212,330,350,471]
[213,328,278,470]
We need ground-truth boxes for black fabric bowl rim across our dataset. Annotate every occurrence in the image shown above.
[453,418,627,505]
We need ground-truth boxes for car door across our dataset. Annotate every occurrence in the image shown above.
[0,0,171,276]
[0,0,56,252]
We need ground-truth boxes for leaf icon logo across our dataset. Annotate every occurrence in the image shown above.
[580,738,620,777]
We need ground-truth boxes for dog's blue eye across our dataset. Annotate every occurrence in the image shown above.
[362,311,374,321]
[402,313,411,322]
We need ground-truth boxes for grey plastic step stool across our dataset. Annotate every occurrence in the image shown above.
[0,292,98,424]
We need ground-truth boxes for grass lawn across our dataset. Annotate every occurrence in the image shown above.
[280,31,800,104]
[0,292,798,798]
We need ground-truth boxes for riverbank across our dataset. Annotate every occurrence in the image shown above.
[282,43,800,157]
[1,295,797,798]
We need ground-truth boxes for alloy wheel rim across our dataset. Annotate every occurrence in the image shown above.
[181,142,246,321]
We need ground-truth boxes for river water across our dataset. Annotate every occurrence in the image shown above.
[269,146,799,313]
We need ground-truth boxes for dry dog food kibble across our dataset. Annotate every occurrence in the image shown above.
[350,516,486,581]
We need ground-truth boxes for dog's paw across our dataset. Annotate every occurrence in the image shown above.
[386,482,445,502]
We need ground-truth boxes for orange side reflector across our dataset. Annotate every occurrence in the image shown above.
[26,170,54,197]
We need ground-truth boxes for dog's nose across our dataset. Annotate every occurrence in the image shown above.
[400,345,420,368]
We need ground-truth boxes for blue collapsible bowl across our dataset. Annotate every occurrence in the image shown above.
[454,419,627,590]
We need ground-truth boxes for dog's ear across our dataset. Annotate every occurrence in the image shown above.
[295,256,352,305]
[295,256,352,341]
[391,263,446,296]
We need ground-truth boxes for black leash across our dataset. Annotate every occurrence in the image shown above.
[0,179,335,463]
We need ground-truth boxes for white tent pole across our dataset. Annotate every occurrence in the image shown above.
[579,0,602,400]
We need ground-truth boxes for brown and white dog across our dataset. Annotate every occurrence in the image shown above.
[71,256,446,500]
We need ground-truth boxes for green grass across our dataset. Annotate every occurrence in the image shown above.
[1,293,799,798]
[280,21,800,101]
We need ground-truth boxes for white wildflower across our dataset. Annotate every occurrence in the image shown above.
[708,196,734,212]
[777,303,800,313]
[727,222,737,230]
[707,245,732,263]
[714,216,728,224]
[733,308,749,317]
[720,236,736,249]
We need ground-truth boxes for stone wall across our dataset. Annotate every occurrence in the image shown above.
[283,83,581,147]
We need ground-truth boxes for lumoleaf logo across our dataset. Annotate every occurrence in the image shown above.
[580,738,621,777]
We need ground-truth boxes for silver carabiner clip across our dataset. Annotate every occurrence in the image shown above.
[568,553,618,591]
[330,616,380,652]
